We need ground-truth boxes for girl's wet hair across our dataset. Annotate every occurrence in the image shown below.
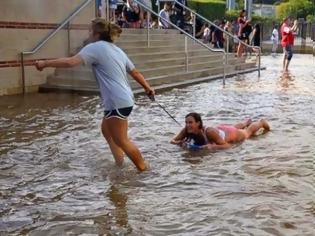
[185,112,206,145]
[185,112,203,129]
[91,18,122,42]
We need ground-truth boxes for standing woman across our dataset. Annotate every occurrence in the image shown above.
[236,9,249,57]
[35,19,155,171]
[251,23,261,55]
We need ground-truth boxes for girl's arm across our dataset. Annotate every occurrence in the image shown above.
[35,54,83,71]
[291,20,298,32]
[128,69,155,97]
[170,128,186,145]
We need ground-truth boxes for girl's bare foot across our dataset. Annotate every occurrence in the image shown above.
[260,119,270,131]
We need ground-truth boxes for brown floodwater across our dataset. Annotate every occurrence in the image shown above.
[0,55,314,235]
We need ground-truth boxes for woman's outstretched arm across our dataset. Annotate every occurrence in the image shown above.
[128,69,155,97]
[170,128,186,145]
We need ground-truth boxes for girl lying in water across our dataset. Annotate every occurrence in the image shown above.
[170,112,270,150]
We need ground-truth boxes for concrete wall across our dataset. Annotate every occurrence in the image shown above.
[0,0,96,96]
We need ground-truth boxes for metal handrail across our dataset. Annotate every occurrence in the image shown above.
[133,0,228,85]
[20,0,95,94]
[164,0,261,76]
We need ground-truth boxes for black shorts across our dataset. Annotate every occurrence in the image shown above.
[104,106,133,120]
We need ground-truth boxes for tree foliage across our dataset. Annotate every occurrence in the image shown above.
[276,0,315,21]
[188,0,226,21]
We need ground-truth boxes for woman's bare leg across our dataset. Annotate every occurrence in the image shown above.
[102,118,125,166]
[234,118,252,129]
[106,117,147,171]
[237,43,244,57]
[245,119,270,138]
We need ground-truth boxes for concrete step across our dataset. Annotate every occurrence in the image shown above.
[132,67,263,95]
[117,33,186,41]
[129,66,232,89]
[40,65,262,95]
[53,56,242,79]
[134,55,240,69]
[116,39,196,47]
[40,63,264,93]
[121,28,180,34]
[140,60,240,78]
[48,62,254,89]
[129,49,222,62]
[122,43,205,54]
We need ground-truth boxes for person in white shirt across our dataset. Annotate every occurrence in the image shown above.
[270,25,279,56]
[202,23,210,43]
[159,2,171,29]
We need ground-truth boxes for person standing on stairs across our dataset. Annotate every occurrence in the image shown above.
[35,19,155,172]
[159,2,171,29]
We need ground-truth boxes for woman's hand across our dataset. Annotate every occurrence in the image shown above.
[35,60,46,71]
[205,144,216,150]
[171,139,181,145]
[145,87,155,101]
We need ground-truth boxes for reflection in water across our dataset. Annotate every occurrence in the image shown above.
[0,55,314,235]
[106,185,130,230]
[279,71,295,89]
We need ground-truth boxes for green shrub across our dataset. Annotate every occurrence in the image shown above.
[225,10,277,24]
[225,10,240,21]
[188,0,226,21]
[276,0,315,21]
[306,15,315,23]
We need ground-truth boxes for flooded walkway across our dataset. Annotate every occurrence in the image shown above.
[0,55,314,235]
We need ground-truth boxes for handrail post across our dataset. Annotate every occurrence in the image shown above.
[146,15,150,47]
[95,0,98,17]
[223,53,226,86]
[193,13,196,40]
[106,0,110,21]
[67,22,71,56]
[226,33,229,53]
[258,48,261,77]
[185,36,188,72]
[157,0,160,29]
[20,53,25,95]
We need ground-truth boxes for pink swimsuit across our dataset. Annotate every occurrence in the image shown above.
[216,125,238,140]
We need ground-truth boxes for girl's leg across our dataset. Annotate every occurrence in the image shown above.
[237,42,244,57]
[106,117,147,171]
[244,119,270,138]
[234,118,252,129]
[102,118,125,166]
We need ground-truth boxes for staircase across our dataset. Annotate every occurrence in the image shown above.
[39,28,259,95]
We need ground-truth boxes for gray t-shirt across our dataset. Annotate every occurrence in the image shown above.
[79,41,135,110]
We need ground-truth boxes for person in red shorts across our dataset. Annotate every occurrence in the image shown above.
[281,17,298,72]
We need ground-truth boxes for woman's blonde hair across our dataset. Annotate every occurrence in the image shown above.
[91,18,122,42]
